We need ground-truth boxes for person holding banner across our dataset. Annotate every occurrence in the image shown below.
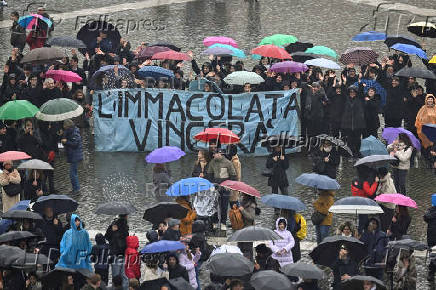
[266,146,289,195]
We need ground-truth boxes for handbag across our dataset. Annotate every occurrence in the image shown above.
[311,211,327,226]
[261,168,273,177]
[3,183,22,197]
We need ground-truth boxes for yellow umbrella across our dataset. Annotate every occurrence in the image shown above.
[429,55,436,64]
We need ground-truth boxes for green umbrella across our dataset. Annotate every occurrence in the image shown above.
[0,100,39,120]
[305,46,337,58]
[35,98,83,121]
[259,34,298,46]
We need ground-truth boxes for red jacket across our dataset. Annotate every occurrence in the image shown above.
[351,178,378,199]
[124,236,141,279]
[26,30,46,50]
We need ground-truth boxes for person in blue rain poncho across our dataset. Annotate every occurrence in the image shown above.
[56,214,92,271]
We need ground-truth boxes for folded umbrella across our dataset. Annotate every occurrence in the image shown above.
[423,124,436,142]
[342,275,386,290]
[140,240,185,254]
[220,180,260,198]
[32,194,78,215]
[210,245,243,256]
[390,43,428,59]
[138,66,175,80]
[45,70,83,82]
[292,52,315,63]
[251,45,292,59]
[285,42,314,54]
[145,146,185,163]
[0,151,31,162]
[46,36,87,48]
[40,267,81,288]
[143,202,188,225]
[18,159,54,170]
[359,135,387,157]
[382,127,421,150]
[280,263,324,280]
[340,47,378,66]
[259,34,298,46]
[202,46,233,56]
[0,100,39,120]
[203,36,238,48]
[304,58,341,70]
[0,231,36,243]
[250,270,293,290]
[21,47,65,65]
[204,253,254,276]
[388,238,427,251]
[354,155,397,168]
[227,226,282,242]
[375,194,417,208]
[1,210,42,221]
[149,41,181,52]
[261,194,306,211]
[209,43,246,58]
[36,98,83,122]
[166,177,213,197]
[305,46,337,58]
[270,61,308,73]
[151,50,191,61]
[194,128,240,144]
[384,35,421,49]
[394,67,436,79]
[295,173,340,190]
[407,21,436,38]
[329,196,384,214]
[352,31,386,42]
[95,201,136,215]
[223,71,264,85]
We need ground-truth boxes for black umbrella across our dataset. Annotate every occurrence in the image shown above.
[143,202,188,225]
[32,194,78,215]
[39,267,78,288]
[10,252,52,270]
[2,210,43,221]
[204,253,254,276]
[76,20,121,53]
[21,47,65,65]
[388,238,428,251]
[280,263,324,280]
[342,275,386,290]
[227,226,282,242]
[0,231,37,243]
[394,67,436,79]
[250,270,294,290]
[291,52,315,63]
[139,277,168,290]
[149,41,181,52]
[95,201,136,215]
[47,36,87,48]
[169,277,195,290]
[309,235,367,268]
[285,41,314,53]
[0,245,25,267]
[407,22,436,38]
[384,35,421,49]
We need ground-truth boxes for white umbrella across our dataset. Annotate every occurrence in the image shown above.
[224,71,265,85]
[18,159,53,170]
[304,58,341,70]
[210,245,243,257]
[329,196,383,214]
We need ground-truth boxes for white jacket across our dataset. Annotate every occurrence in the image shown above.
[387,142,413,170]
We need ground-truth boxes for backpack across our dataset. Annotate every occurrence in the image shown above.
[229,208,244,230]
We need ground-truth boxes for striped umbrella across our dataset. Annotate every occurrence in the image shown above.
[339,47,378,66]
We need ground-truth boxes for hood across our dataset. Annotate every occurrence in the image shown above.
[146,230,159,243]
[95,233,106,245]
[275,217,288,231]
[126,235,139,249]
[364,217,380,231]
[192,220,206,233]
[71,214,83,231]
[426,94,435,107]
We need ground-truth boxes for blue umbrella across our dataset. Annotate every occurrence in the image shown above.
[360,135,388,157]
[145,146,186,163]
[423,124,436,142]
[352,31,386,42]
[140,240,185,254]
[261,194,307,211]
[209,44,246,58]
[295,173,340,190]
[18,14,52,29]
[0,200,30,234]
[352,79,387,107]
[390,43,428,60]
[166,177,213,196]
[138,66,175,79]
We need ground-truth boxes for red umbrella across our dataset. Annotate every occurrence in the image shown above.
[251,45,292,59]
[45,70,82,82]
[152,50,191,61]
[220,180,261,198]
[194,128,240,144]
[0,151,31,162]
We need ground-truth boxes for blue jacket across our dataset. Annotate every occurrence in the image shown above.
[56,214,92,271]
[63,127,83,163]
[360,220,388,265]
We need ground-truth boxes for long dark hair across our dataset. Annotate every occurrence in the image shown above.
[398,133,412,148]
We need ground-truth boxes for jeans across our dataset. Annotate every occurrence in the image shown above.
[195,261,203,290]
[69,162,80,191]
[111,261,128,289]
[315,225,330,244]
[392,168,408,195]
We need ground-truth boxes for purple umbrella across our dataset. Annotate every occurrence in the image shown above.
[270,61,308,73]
[136,46,171,60]
[381,127,421,150]
[202,47,233,56]
[146,146,186,163]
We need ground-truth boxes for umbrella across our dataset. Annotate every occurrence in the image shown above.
[209,43,246,58]
[315,134,353,156]
[423,124,436,142]
[354,155,397,167]
[261,194,307,211]
[1,210,42,221]
[0,201,30,235]
[227,226,282,242]
[45,70,83,82]
[202,46,234,56]
[46,36,87,48]
[384,35,421,49]
[280,263,324,280]
[17,159,53,170]
[359,135,388,156]
[140,240,185,254]
[251,45,292,59]
[18,14,52,29]
[151,50,191,61]
[0,100,39,120]
[305,46,337,58]
[375,194,417,208]
[9,251,52,270]
[76,20,121,53]
[0,245,26,267]
[388,238,427,251]
[89,65,134,89]
[270,61,308,73]
[407,21,436,38]
[145,146,185,163]
[352,78,387,106]
[138,66,175,80]
[292,52,315,63]
[21,47,65,65]
[250,270,293,290]
[169,277,195,290]
[390,43,428,59]
[136,46,171,60]
[210,245,243,256]
[32,194,78,215]
[285,41,314,54]
[204,253,254,276]
[382,127,421,150]
[394,67,436,79]
[0,231,36,243]
[95,201,136,215]
[309,235,367,268]
[194,128,240,144]
[0,151,31,162]
[40,267,82,288]
[430,55,436,64]
[259,34,298,46]
[223,71,264,85]
[149,41,181,52]
[295,173,340,190]
[340,47,378,66]
[352,31,386,42]
[203,36,238,48]
[143,202,188,224]
[166,177,213,197]
[342,275,386,290]
[329,196,384,214]
[220,180,260,198]
[36,98,83,122]
[304,58,341,70]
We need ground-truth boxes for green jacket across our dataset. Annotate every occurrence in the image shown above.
[206,157,237,183]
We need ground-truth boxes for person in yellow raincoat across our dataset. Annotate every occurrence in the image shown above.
[415,94,436,149]
[176,196,197,236]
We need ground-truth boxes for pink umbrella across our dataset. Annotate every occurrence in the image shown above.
[45,70,82,82]
[152,50,191,61]
[220,180,261,198]
[0,151,31,162]
[203,36,238,48]
[375,193,417,208]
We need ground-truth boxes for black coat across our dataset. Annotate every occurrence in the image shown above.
[254,248,280,272]
[326,89,345,124]
[384,85,406,121]
[312,148,340,179]
[191,162,209,177]
[23,178,46,202]
[91,243,110,271]
[404,93,425,126]
[341,96,366,130]
[424,207,436,247]
[389,214,411,240]
[364,96,380,131]
[41,87,62,104]
[35,216,63,256]
[10,21,26,49]
[167,254,189,282]
[162,228,181,241]
[17,133,44,160]
[332,257,359,290]
[105,218,129,256]
[266,152,289,187]
[21,86,44,107]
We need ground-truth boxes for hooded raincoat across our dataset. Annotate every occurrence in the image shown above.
[269,217,295,267]
[415,94,436,149]
[125,235,141,279]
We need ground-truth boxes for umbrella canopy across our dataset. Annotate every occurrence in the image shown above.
[220,180,260,198]
[202,46,234,56]
[166,177,213,197]
[270,61,308,73]
[382,127,421,150]
[40,267,83,288]
[305,46,337,58]
[354,154,397,167]
[1,210,42,221]
[315,134,353,156]
[251,45,292,59]
[390,43,428,59]
[95,201,136,215]
[227,226,282,242]
[21,47,65,65]
[388,238,427,251]
[0,245,26,267]
[304,58,341,70]
[342,276,386,290]
[0,100,39,120]
[0,231,36,243]
[384,35,421,49]
[47,36,87,48]
[149,41,181,52]
[309,235,367,268]
[45,70,83,82]
[136,46,171,60]
[76,20,121,53]
[194,128,240,144]
[32,194,78,215]
[204,253,254,276]
[203,36,238,48]
[138,66,175,80]
[36,98,83,122]
[9,251,52,270]
[0,201,30,235]
[145,146,185,163]
[430,55,436,64]
[423,124,436,142]
[340,47,378,66]
[261,194,307,211]
[359,135,388,156]
[143,202,188,224]
[292,52,315,63]
[140,240,185,254]
[17,159,53,170]
[210,245,243,256]
[352,31,386,42]
[18,14,52,29]
[250,270,292,290]
[295,173,340,190]
[375,194,417,208]
[280,263,324,280]
[209,43,246,58]
[89,65,134,90]
[259,34,298,46]
[285,41,314,54]
[169,277,195,290]
[224,71,264,85]
[394,67,436,79]
[407,21,436,38]
[329,196,384,214]
[151,50,191,61]
[0,151,31,162]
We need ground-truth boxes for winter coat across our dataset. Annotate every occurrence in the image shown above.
[312,147,340,179]
[206,156,237,183]
[17,133,44,160]
[326,89,345,124]
[254,246,280,272]
[393,255,417,290]
[351,179,378,199]
[385,85,406,121]
[10,21,26,49]
[313,191,335,226]
[167,254,189,282]
[56,214,92,271]
[230,155,242,201]
[176,197,197,236]
[26,29,46,50]
[23,178,46,202]
[240,200,256,227]
[424,207,436,247]
[332,257,359,290]
[0,168,21,212]
[191,161,208,177]
[41,88,62,105]
[389,213,411,240]
[178,251,201,289]
[140,265,169,283]
[364,96,380,131]
[63,126,83,163]
[387,142,413,170]
[91,233,110,271]
[269,217,295,267]
[375,173,396,209]
[341,95,366,130]
[36,215,63,254]
[404,93,425,128]
[162,228,181,241]
[105,218,129,256]
[360,219,388,264]
[266,152,289,187]
[21,86,44,107]
[125,236,141,279]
